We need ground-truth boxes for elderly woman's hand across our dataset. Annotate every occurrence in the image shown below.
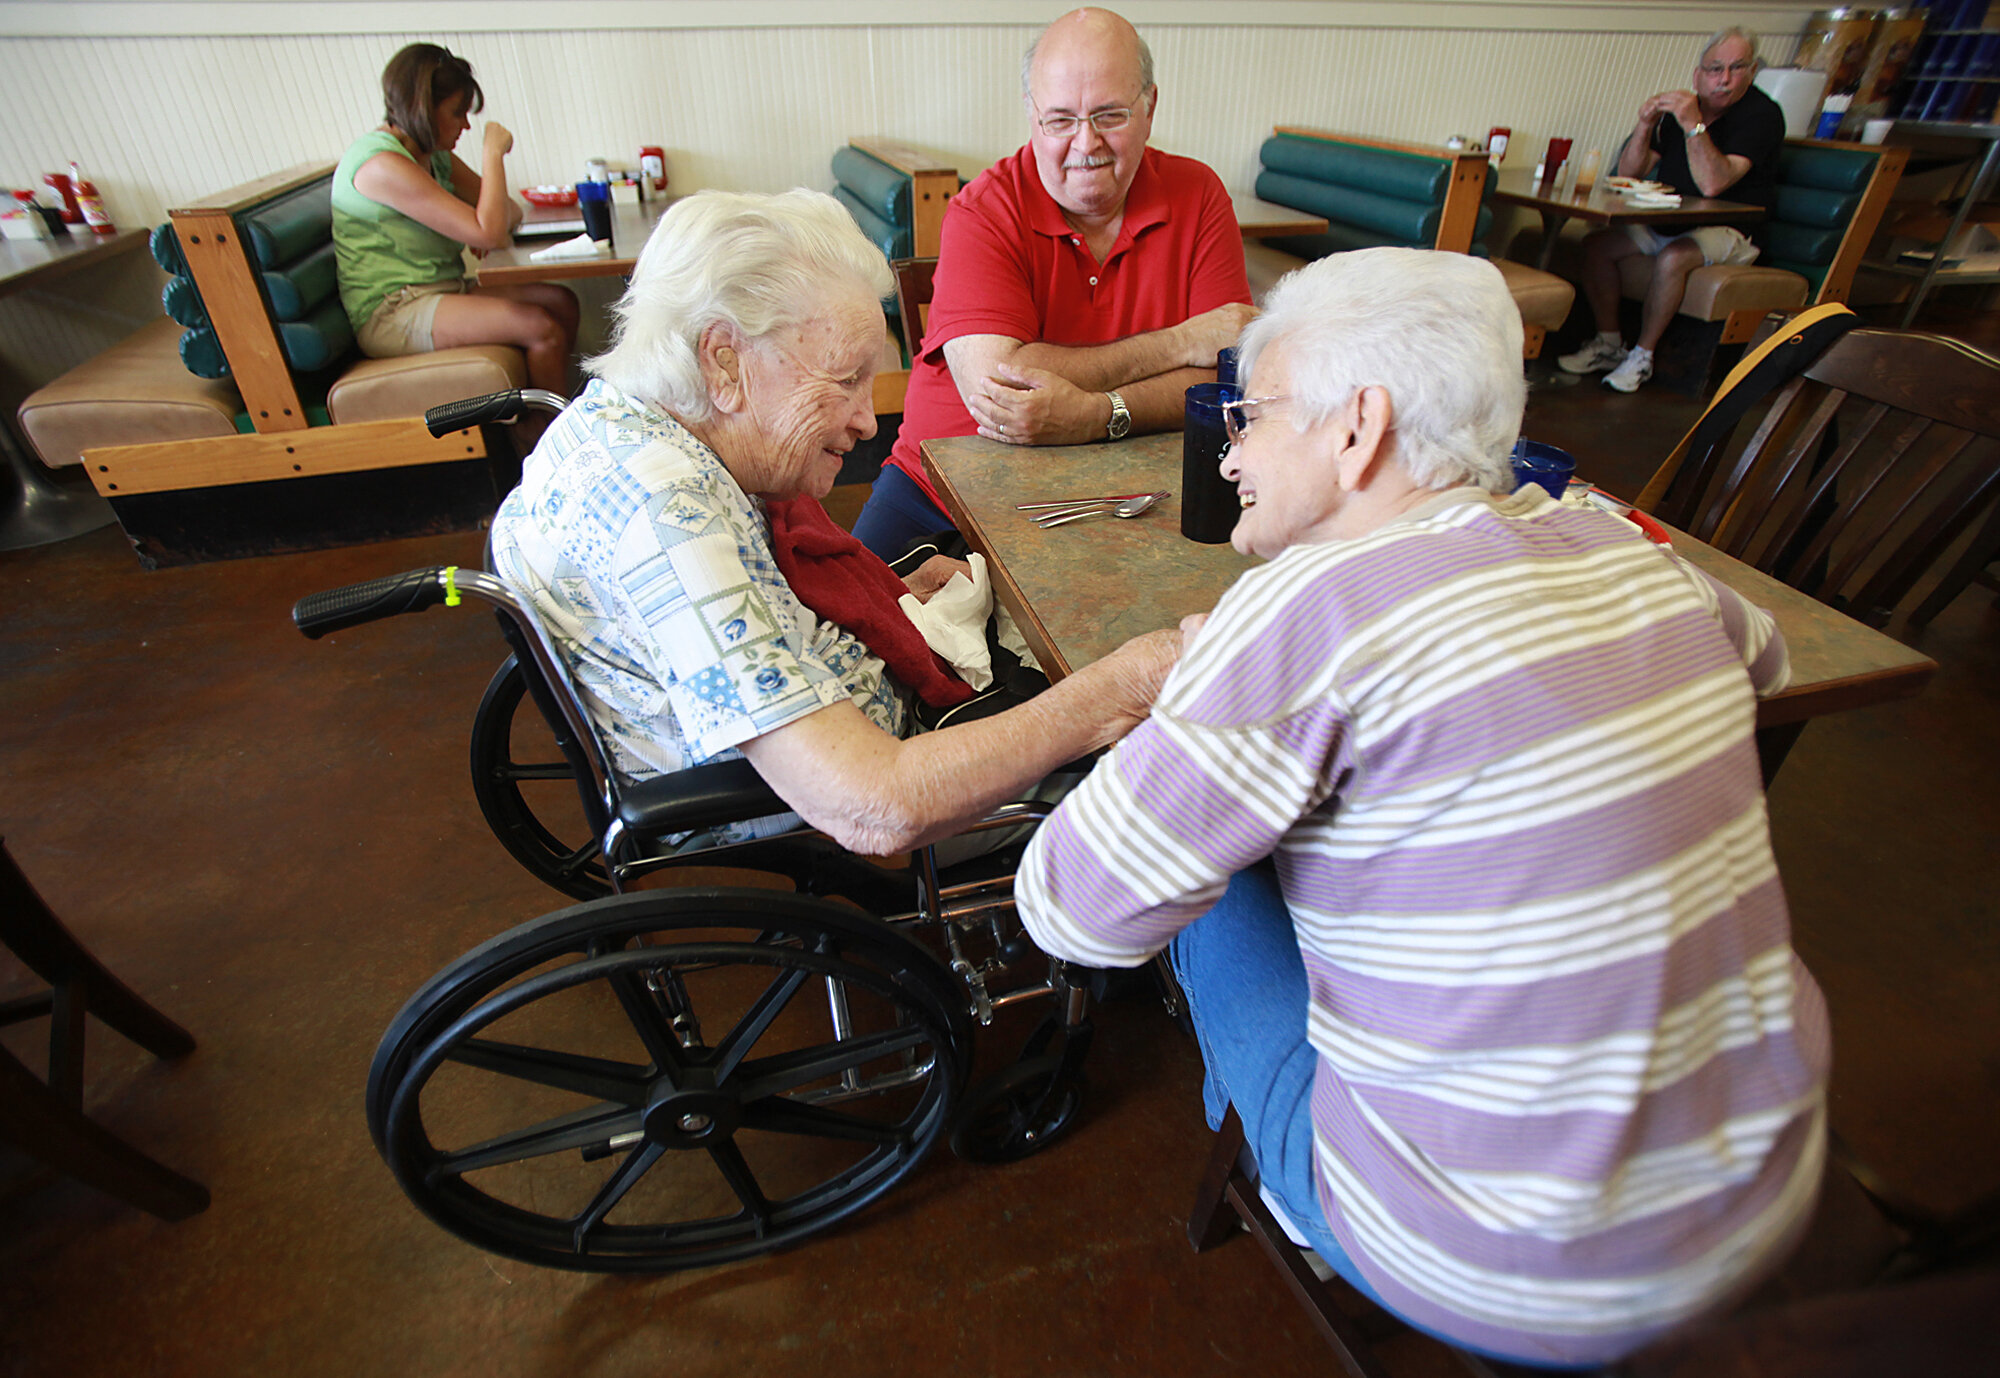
[902,554,972,603]
[1078,625,1189,743]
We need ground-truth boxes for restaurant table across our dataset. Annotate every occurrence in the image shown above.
[0,224,144,549]
[1490,170,1766,271]
[922,431,1936,745]
[474,197,679,286]
[1231,195,1329,240]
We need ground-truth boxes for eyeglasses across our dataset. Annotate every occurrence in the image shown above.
[1032,102,1138,139]
[1698,60,1755,77]
[1220,395,1288,446]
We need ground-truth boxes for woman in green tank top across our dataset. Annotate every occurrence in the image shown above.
[332,43,578,401]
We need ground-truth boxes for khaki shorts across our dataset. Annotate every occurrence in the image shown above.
[357,279,467,357]
[1625,223,1761,267]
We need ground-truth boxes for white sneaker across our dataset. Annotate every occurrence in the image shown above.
[1604,347,1655,393]
[1558,336,1627,375]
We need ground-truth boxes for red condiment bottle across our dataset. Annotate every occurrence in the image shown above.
[43,171,82,224]
[69,162,115,235]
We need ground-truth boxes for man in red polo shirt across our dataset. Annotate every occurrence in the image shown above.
[852,6,1255,557]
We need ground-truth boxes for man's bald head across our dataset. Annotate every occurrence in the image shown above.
[1021,8,1154,101]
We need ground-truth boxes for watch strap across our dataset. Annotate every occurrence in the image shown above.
[1687,121,1707,140]
[1105,389,1131,439]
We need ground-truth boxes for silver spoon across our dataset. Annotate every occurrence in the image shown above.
[1035,491,1168,527]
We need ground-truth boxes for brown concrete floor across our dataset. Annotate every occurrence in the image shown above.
[2,312,1996,1377]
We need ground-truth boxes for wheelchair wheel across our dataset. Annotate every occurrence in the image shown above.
[470,655,611,900]
[949,1054,1085,1164]
[368,889,973,1272]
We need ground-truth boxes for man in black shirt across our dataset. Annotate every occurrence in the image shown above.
[1559,27,1786,392]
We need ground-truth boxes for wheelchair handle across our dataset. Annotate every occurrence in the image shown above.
[292,567,458,640]
[422,388,567,437]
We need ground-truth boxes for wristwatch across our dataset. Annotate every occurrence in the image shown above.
[1105,389,1132,440]
[1686,122,1707,140]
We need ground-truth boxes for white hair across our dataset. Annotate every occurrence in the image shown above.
[588,189,893,422]
[1236,248,1526,493]
[1700,26,1760,65]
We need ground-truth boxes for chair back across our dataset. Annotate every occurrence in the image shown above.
[1257,128,1492,256]
[890,256,937,364]
[1645,326,2000,627]
[1763,140,1905,303]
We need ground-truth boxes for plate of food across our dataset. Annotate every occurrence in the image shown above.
[521,185,578,208]
[1605,177,1670,195]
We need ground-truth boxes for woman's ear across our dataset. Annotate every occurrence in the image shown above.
[699,324,745,413]
[1334,386,1393,492]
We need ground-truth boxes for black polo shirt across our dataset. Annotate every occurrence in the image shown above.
[1649,84,1786,216]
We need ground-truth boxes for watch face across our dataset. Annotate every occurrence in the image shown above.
[1107,393,1131,438]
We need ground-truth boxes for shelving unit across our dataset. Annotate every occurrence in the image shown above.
[1864,119,2000,326]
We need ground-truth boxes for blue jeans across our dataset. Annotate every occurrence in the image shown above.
[851,464,954,560]
[1169,867,1597,1370]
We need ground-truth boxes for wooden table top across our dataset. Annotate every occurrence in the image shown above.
[1489,170,1766,228]
[1232,195,1329,240]
[0,223,147,301]
[475,197,678,285]
[923,430,1936,729]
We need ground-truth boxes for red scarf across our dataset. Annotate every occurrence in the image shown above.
[764,497,973,709]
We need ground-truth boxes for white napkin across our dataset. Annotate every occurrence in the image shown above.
[899,553,997,690]
[529,234,612,263]
[1627,192,1683,208]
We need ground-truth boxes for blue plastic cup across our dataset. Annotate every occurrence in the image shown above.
[575,180,613,244]
[1183,382,1241,543]
[1510,439,1577,500]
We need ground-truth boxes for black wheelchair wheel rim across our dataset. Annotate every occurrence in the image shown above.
[469,655,612,900]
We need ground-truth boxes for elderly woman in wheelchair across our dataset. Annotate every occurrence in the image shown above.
[296,190,1183,1273]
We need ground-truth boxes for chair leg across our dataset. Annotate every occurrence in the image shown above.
[1187,1107,1405,1378]
[1188,1107,1247,1251]
[1,1043,209,1221]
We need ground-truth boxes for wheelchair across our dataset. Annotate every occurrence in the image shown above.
[293,389,1122,1274]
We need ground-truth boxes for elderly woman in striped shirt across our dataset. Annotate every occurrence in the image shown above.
[1014,246,1826,1369]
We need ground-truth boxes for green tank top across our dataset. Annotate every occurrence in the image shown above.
[332,130,467,332]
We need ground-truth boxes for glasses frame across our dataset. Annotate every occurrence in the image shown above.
[1698,60,1756,77]
[1030,99,1140,140]
[1220,395,1288,446]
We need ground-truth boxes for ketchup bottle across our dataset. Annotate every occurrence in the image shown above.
[43,171,82,224]
[70,162,115,235]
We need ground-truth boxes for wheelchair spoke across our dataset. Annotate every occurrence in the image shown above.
[606,970,693,1085]
[734,1024,932,1100]
[738,1096,910,1147]
[709,965,811,1082]
[570,1140,667,1254]
[705,1138,773,1234]
[430,1103,642,1180]
[550,842,602,881]
[446,1037,652,1105]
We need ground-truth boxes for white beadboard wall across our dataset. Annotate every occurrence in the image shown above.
[0,2,1809,401]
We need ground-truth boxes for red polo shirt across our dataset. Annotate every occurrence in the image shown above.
[885,145,1251,504]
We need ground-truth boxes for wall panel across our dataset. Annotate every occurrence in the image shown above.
[0,3,1806,398]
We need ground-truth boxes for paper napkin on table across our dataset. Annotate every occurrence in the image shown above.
[1627,192,1683,208]
[529,234,612,262]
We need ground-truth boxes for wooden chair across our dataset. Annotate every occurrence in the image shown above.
[1635,325,2000,630]
[1,839,208,1221]
[890,256,937,376]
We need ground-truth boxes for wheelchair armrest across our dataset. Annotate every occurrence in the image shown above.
[616,757,790,839]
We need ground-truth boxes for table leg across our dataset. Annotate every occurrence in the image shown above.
[0,418,116,551]
[1537,211,1563,271]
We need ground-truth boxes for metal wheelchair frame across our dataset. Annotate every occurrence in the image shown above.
[293,395,1103,1271]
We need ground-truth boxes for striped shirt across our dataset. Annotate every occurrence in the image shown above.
[1016,487,1829,1365]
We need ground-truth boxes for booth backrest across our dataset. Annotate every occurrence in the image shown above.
[830,138,958,264]
[155,170,355,394]
[1761,141,1904,299]
[1254,127,1494,259]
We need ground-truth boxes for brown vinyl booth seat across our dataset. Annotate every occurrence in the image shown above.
[1243,127,1575,358]
[16,163,526,567]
